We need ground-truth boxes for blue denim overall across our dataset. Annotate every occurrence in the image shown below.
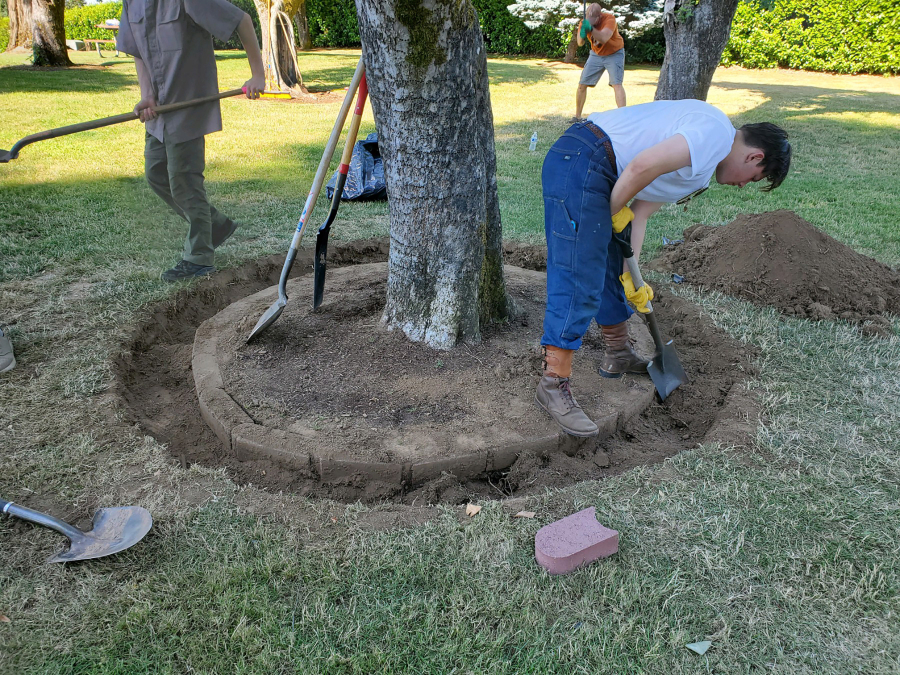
[540,121,632,351]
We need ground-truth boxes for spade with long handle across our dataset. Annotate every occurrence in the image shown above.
[612,228,689,401]
[312,73,369,310]
[247,58,366,342]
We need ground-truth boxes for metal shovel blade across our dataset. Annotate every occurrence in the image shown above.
[647,339,689,401]
[247,296,286,342]
[47,506,153,563]
[3,498,152,563]
[0,149,15,163]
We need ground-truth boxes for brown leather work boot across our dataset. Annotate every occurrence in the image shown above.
[535,345,599,437]
[598,321,650,379]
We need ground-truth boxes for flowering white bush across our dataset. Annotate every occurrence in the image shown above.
[507,0,663,37]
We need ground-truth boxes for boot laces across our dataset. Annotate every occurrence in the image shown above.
[557,378,578,410]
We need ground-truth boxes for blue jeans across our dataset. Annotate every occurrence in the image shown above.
[541,122,632,351]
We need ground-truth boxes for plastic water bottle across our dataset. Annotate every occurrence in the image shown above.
[529,131,538,152]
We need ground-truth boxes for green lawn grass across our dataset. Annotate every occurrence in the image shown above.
[1,49,899,674]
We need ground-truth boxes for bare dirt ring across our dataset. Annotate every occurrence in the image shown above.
[115,240,758,505]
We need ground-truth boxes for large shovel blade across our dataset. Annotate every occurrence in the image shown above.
[2,498,152,563]
[247,296,287,342]
[47,506,153,563]
[647,339,689,401]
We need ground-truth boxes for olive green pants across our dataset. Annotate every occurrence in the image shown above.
[144,132,235,267]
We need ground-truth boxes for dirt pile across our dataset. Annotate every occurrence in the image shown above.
[652,210,900,333]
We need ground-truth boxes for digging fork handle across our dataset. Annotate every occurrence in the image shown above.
[1,498,84,539]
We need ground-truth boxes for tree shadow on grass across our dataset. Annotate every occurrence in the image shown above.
[0,63,133,93]
[711,79,900,119]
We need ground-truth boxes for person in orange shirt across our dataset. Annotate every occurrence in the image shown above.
[574,3,626,121]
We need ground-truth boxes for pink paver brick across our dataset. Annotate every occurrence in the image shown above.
[535,507,618,575]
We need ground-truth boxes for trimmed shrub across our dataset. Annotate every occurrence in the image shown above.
[306,0,359,47]
[65,2,122,49]
[0,17,9,54]
[722,0,900,75]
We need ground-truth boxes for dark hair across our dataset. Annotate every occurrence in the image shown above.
[739,122,792,191]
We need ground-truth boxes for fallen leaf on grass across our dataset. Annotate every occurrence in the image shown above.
[686,641,711,655]
[465,504,482,517]
[0,615,10,623]
[514,511,536,518]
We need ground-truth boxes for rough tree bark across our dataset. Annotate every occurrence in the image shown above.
[564,27,578,64]
[355,0,513,350]
[655,0,740,101]
[253,0,310,97]
[293,1,311,51]
[31,0,71,66]
[6,0,33,51]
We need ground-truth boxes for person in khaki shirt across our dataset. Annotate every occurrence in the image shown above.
[117,0,265,281]
[574,3,626,121]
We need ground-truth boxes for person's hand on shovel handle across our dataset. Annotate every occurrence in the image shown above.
[134,96,158,123]
[242,74,265,100]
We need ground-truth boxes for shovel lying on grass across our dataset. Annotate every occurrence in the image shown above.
[612,229,689,401]
[0,88,247,163]
[247,58,366,342]
[313,73,370,309]
[1,498,152,563]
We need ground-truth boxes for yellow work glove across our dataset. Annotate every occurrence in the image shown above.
[620,271,654,313]
[611,206,634,233]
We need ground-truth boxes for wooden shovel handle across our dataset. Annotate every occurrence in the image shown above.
[6,88,245,159]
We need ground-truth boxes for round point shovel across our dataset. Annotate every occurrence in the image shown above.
[247,58,365,342]
[2,498,152,563]
[0,88,247,163]
[612,229,689,401]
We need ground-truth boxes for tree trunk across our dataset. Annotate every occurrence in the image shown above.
[253,0,311,97]
[355,0,512,350]
[293,1,311,51]
[655,0,739,101]
[31,0,71,66]
[564,27,578,64]
[7,0,33,51]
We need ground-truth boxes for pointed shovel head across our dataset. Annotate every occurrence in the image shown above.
[47,506,153,563]
[647,339,689,401]
[247,296,286,343]
[0,149,16,163]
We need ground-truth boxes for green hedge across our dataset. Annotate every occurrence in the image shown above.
[64,2,122,48]
[722,0,900,75]
[65,0,261,51]
[307,0,359,47]
[0,17,9,53]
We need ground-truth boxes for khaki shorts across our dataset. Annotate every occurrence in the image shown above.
[579,48,625,87]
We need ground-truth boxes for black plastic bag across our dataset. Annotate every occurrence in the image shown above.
[325,132,387,202]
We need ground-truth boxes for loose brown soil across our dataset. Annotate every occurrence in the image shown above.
[115,239,757,505]
[651,210,900,337]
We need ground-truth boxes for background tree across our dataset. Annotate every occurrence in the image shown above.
[6,0,32,51]
[654,0,740,100]
[252,0,309,96]
[507,0,662,62]
[31,0,70,66]
[293,0,310,51]
[355,0,513,349]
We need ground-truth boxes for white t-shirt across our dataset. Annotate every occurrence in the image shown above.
[588,100,736,203]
